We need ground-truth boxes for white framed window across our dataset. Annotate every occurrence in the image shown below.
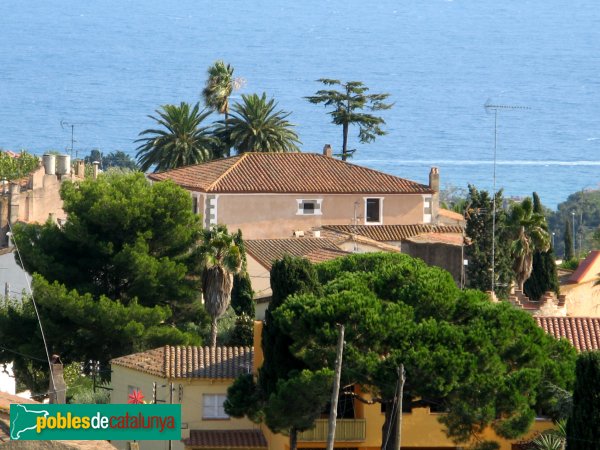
[296,199,323,216]
[203,394,229,419]
[364,197,384,224]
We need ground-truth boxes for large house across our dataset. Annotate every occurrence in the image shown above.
[147,150,442,240]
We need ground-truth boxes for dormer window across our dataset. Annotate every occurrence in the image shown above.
[297,199,322,215]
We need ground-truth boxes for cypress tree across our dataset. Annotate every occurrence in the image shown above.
[564,219,574,260]
[567,351,600,449]
[524,193,559,300]
[231,272,255,317]
[259,255,322,396]
[465,185,512,298]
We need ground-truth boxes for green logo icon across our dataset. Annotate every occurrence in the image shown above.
[10,404,181,440]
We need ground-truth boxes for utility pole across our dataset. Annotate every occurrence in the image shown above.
[393,365,406,450]
[326,324,345,450]
[168,382,174,450]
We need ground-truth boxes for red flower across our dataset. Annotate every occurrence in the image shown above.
[128,389,145,404]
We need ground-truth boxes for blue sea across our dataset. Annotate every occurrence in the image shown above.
[1,0,599,209]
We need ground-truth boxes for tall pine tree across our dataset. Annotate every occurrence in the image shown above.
[524,193,559,300]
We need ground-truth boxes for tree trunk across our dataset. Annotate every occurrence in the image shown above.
[210,316,218,348]
[381,399,399,450]
[342,122,349,161]
[225,110,231,157]
[289,427,298,450]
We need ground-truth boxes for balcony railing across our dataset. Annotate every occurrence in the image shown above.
[298,419,366,442]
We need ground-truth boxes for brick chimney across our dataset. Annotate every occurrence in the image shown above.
[429,167,440,193]
[49,354,66,404]
[323,144,333,158]
[429,167,440,223]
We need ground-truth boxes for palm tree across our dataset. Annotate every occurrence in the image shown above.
[218,93,301,154]
[198,225,243,347]
[135,102,215,172]
[532,420,566,450]
[202,61,244,157]
[508,197,551,291]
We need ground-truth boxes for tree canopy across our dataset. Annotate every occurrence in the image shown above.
[464,185,513,298]
[135,102,216,172]
[0,150,40,180]
[306,79,393,160]
[217,93,301,154]
[12,172,204,319]
[272,253,575,450]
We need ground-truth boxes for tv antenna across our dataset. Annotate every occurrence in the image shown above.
[60,120,92,159]
[483,101,530,294]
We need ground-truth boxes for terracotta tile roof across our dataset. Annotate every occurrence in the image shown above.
[110,346,252,379]
[246,238,347,269]
[438,208,465,221]
[536,316,600,351]
[405,232,465,246]
[148,153,432,194]
[323,224,464,242]
[183,429,268,449]
[567,250,600,284]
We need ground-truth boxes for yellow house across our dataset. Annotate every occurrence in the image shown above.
[109,332,555,450]
[110,346,263,450]
[251,322,554,450]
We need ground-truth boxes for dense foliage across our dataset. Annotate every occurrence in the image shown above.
[84,149,138,170]
[4,173,209,393]
[524,193,559,300]
[273,253,575,450]
[231,272,255,317]
[506,197,551,291]
[0,150,40,180]
[464,185,513,298]
[548,189,600,257]
[566,351,600,449]
[13,172,203,316]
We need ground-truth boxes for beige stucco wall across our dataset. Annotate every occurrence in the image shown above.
[562,281,600,316]
[18,169,67,224]
[213,194,426,239]
[110,365,257,450]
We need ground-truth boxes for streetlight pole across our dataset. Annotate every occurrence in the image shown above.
[572,211,576,257]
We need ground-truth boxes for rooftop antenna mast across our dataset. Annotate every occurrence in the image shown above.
[483,101,530,295]
[60,120,92,159]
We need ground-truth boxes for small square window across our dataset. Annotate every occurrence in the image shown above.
[203,394,229,419]
[297,199,322,215]
[366,198,381,223]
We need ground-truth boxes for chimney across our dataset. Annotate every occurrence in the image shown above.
[428,167,440,224]
[49,354,66,404]
[429,167,440,193]
[323,144,333,158]
[75,160,85,178]
[92,161,100,180]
